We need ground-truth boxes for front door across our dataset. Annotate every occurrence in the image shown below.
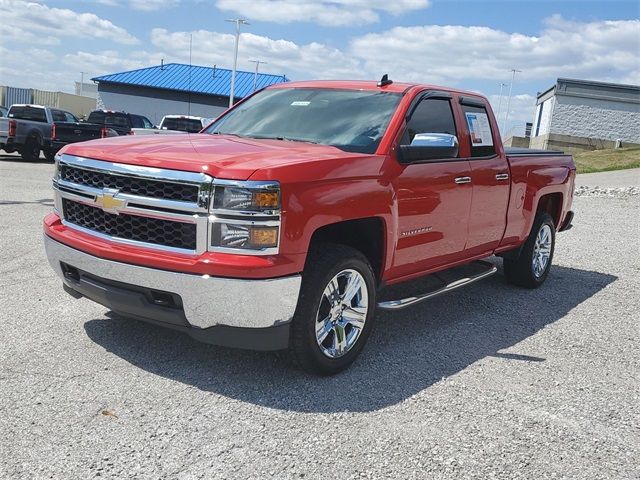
[391,97,472,280]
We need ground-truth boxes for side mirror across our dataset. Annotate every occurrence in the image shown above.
[397,133,459,164]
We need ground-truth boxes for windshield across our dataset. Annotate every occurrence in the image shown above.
[205,88,402,154]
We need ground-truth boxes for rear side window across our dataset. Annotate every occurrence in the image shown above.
[9,106,47,123]
[87,111,106,124]
[129,115,144,128]
[64,112,78,122]
[51,110,67,122]
[104,114,129,128]
[401,98,457,146]
[162,117,203,133]
[461,104,496,158]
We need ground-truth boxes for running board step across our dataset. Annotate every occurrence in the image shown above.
[377,260,497,310]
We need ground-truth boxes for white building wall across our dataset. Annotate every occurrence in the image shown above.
[549,95,640,143]
[97,90,227,125]
[533,97,555,137]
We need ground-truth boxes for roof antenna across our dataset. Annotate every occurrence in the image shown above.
[377,74,393,87]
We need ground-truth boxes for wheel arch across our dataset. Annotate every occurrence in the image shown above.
[307,217,387,285]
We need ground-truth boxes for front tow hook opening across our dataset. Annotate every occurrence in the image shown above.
[61,262,80,282]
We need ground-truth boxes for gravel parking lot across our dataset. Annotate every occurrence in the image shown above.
[1,153,638,479]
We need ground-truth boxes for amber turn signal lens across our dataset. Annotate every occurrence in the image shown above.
[249,226,278,248]
[252,191,279,209]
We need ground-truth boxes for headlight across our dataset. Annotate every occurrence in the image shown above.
[212,184,279,212]
[208,180,281,254]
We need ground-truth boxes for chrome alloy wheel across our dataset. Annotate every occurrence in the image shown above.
[532,224,552,278]
[315,269,369,359]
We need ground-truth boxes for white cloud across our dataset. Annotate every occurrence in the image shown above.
[488,94,538,138]
[0,0,139,45]
[350,17,640,85]
[150,16,639,87]
[150,28,361,78]
[215,0,431,26]
[130,0,180,11]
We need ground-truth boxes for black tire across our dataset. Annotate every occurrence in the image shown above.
[43,148,56,162]
[289,243,377,375]
[504,212,555,288]
[21,135,41,161]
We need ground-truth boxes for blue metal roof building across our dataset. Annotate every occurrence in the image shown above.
[92,63,288,99]
[91,63,288,124]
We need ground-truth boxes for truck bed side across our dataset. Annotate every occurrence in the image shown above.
[500,152,576,249]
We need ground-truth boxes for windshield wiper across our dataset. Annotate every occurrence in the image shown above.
[249,135,318,144]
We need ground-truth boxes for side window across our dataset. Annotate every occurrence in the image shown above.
[461,104,496,158]
[64,112,79,122]
[142,117,154,129]
[401,98,457,146]
[87,111,105,124]
[51,110,66,122]
[129,115,144,128]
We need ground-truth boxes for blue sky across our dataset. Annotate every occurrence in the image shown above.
[1,0,638,135]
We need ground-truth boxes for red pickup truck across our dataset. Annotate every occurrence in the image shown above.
[44,78,575,375]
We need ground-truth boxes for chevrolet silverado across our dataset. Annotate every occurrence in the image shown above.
[44,78,576,375]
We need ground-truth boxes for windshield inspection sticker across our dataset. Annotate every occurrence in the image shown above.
[290,101,311,106]
[465,112,494,147]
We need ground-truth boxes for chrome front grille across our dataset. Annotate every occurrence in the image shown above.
[62,199,198,250]
[59,164,200,203]
[54,154,212,254]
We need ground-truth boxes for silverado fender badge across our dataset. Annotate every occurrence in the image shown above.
[94,188,127,214]
[400,226,433,237]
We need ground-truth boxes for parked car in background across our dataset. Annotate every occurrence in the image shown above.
[131,115,212,135]
[44,78,576,374]
[0,105,108,161]
[85,110,155,136]
[0,106,8,118]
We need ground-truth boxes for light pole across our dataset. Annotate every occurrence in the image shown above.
[503,69,522,136]
[495,82,508,134]
[249,60,267,92]
[80,71,87,97]
[226,18,249,108]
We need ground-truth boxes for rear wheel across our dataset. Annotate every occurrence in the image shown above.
[21,135,41,161]
[504,212,555,288]
[289,244,377,375]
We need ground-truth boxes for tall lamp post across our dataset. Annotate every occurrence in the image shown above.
[495,82,508,134]
[249,60,267,92]
[226,18,249,108]
[503,68,522,136]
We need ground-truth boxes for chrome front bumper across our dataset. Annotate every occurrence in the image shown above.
[44,235,301,330]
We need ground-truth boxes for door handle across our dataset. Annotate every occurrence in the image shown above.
[454,176,472,184]
[495,173,509,181]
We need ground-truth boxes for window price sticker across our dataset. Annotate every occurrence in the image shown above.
[465,112,494,147]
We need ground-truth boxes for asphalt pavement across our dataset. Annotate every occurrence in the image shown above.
[1,154,638,479]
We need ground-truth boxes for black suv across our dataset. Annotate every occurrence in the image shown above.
[85,110,154,136]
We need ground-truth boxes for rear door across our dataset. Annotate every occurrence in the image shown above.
[458,98,510,256]
[391,94,472,278]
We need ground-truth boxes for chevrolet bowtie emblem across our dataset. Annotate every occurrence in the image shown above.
[94,189,126,214]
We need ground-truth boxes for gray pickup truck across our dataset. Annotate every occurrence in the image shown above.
[0,105,106,161]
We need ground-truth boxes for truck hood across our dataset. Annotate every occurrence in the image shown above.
[61,133,362,180]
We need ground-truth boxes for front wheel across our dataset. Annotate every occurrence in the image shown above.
[504,212,555,288]
[289,244,377,375]
[21,136,41,161]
